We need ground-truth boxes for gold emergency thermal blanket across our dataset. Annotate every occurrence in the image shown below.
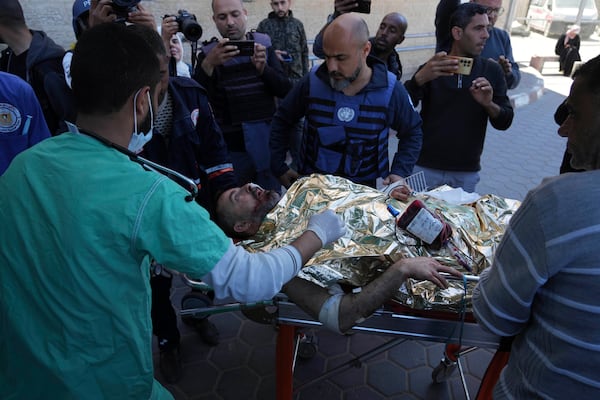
[241,174,520,312]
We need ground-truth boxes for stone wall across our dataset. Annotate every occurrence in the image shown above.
[17,0,528,80]
[19,0,443,79]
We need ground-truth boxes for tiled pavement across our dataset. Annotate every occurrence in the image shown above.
[154,56,577,399]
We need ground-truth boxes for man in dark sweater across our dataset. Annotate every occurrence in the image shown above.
[313,0,408,80]
[404,3,513,193]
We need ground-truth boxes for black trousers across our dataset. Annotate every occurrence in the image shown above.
[151,274,180,351]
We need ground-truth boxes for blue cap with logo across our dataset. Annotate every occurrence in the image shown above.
[72,0,91,39]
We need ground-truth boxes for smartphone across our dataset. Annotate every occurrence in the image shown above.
[355,0,371,14]
[228,40,255,56]
[281,53,293,63]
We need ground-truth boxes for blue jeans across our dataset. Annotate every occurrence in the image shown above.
[412,165,480,193]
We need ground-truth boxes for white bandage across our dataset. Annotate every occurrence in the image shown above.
[318,292,343,334]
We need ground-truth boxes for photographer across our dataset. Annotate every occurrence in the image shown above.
[88,0,155,28]
[160,13,199,78]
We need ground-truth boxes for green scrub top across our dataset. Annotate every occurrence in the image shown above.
[0,133,231,399]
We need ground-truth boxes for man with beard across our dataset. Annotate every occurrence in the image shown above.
[269,13,422,190]
[313,3,408,80]
[215,181,462,334]
[257,0,309,83]
[472,55,600,398]
[0,22,345,399]
[404,3,513,193]
[256,0,309,172]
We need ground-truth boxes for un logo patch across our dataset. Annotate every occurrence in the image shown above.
[0,103,22,134]
[336,107,355,122]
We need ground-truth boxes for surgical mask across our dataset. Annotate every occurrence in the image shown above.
[128,89,154,154]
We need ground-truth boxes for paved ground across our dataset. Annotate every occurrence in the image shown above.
[154,34,590,400]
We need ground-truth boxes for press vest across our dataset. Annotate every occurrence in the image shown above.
[201,32,275,125]
[301,69,396,186]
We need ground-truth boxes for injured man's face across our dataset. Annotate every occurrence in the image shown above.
[216,183,281,238]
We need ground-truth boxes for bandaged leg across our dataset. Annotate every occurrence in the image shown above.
[318,295,343,334]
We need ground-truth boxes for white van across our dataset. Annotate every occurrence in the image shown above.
[526,0,598,38]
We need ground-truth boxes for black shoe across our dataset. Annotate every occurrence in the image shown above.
[194,318,219,346]
[159,347,183,384]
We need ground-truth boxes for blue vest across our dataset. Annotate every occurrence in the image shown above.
[201,32,275,124]
[301,68,396,186]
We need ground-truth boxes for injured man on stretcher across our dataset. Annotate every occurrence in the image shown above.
[214,174,518,334]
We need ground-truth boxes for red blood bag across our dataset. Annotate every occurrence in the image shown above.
[396,200,452,250]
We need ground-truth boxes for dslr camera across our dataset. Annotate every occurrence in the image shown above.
[111,0,141,23]
[171,9,203,42]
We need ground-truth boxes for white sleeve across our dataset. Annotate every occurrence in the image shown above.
[201,242,302,303]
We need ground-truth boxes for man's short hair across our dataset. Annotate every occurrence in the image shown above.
[573,54,600,98]
[450,3,488,30]
[127,24,168,57]
[0,0,26,28]
[70,23,161,115]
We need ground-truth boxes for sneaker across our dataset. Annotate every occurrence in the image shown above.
[159,347,183,384]
[194,318,219,346]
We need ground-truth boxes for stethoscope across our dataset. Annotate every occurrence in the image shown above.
[69,123,199,203]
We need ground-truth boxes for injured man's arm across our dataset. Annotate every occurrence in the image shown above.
[215,181,462,334]
[282,257,459,333]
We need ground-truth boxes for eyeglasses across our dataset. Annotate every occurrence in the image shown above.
[486,7,505,16]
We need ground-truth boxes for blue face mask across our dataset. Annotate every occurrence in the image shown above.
[128,89,154,154]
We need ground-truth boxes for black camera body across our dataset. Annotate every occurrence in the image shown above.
[112,0,141,22]
[355,0,371,14]
[174,10,203,42]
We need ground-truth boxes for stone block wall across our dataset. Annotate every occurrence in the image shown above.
[18,0,443,79]
[16,0,529,80]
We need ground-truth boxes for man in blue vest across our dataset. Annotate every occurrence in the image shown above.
[194,0,291,192]
[270,13,422,191]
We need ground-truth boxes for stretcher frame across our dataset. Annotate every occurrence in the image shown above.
[275,296,502,399]
[179,275,503,400]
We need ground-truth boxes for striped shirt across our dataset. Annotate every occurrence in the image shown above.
[473,171,600,399]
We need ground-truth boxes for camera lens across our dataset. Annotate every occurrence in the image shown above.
[177,10,203,42]
[181,19,202,42]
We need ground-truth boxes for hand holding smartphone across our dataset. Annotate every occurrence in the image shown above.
[228,40,255,56]
[354,0,371,14]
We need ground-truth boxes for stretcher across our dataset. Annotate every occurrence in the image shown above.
[179,274,509,400]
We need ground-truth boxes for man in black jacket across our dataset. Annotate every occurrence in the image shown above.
[0,0,71,135]
[404,3,513,193]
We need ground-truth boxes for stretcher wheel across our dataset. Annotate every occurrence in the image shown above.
[297,341,317,360]
[431,358,458,383]
[296,332,318,360]
[181,291,213,322]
